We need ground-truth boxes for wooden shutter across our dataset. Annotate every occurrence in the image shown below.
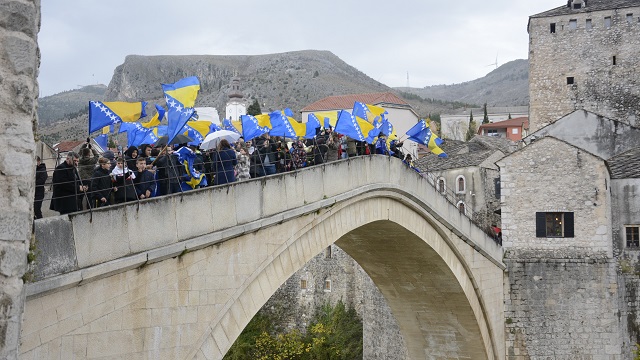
[536,212,546,237]
[563,212,574,238]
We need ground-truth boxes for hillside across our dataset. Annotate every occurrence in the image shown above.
[37,51,522,142]
[396,59,529,107]
[37,84,107,126]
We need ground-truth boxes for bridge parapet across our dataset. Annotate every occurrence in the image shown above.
[31,156,503,298]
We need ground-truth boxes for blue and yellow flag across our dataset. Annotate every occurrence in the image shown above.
[240,115,270,142]
[162,76,200,144]
[268,110,298,138]
[405,119,447,157]
[142,104,166,128]
[306,113,322,139]
[88,101,147,134]
[118,122,158,148]
[334,110,370,142]
[175,147,205,189]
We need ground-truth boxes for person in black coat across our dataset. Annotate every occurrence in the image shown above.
[91,157,115,207]
[50,152,86,215]
[134,157,156,199]
[155,147,185,195]
[34,156,48,219]
[123,146,139,171]
[212,139,237,185]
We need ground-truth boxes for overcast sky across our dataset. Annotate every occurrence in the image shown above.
[38,0,561,97]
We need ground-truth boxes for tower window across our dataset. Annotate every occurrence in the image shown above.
[567,77,575,85]
[437,178,446,193]
[569,19,577,30]
[586,19,592,30]
[456,175,466,193]
[604,17,611,29]
[613,56,617,65]
[457,202,466,215]
[324,246,332,259]
[550,23,556,33]
[300,279,307,290]
[627,14,634,24]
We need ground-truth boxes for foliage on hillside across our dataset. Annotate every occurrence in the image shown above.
[223,300,363,360]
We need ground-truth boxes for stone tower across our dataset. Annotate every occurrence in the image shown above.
[528,0,640,132]
[224,74,246,121]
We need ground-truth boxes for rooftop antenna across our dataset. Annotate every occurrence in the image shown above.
[486,53,498,69]
[406,71,410,88]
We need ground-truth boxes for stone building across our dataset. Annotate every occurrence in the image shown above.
[414,135,516,231]
[497,108,640,357]
[528,0,640,132]
[497,135,625,357]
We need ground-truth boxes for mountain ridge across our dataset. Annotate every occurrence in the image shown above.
[37,51,529,143]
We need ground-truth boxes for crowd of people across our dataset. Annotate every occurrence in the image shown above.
[40,129,413,217]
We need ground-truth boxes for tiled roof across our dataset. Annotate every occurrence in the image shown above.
[414,136,514,172]
[607,147,640,179]
[468,136,517,155]
[414,149,498,172]
[477,117,529,131]
[531,0,639,18]
[53,141,84,152]
[301,92,409,112]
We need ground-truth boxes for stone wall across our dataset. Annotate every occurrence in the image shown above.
[262,244,408,359]
[529,6,640,132]
[504,258,623,358]
[498,137,611,257]
[0,0,40,358]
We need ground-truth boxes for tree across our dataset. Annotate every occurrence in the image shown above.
[482,103,489,124]
[508,113,512,119]
[247,99,262,116]
[466,110,477,141]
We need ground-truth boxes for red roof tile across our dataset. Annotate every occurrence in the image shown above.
[301,92,409,112]
[54,141,84,152]
[477,117,529,133]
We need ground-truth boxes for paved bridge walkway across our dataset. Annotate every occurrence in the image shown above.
[21,156,505,359]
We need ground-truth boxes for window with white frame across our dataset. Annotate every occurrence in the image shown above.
[457,201,466,215]
[324,279,332,292]
[300,279,307,290]
[512,128,519,135]
[456,175,466,193]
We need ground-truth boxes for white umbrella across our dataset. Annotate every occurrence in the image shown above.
[200,130,241,150]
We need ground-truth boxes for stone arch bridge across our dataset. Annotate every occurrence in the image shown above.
[21,156,505,359]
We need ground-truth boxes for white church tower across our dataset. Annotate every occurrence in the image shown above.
[225,74,246,121]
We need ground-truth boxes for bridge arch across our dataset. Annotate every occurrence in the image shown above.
[193,191,499,359]
[21,157,504,359]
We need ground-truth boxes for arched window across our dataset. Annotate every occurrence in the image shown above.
[456,175,466,193]
[437,178,446,193]
[457,201,466,215]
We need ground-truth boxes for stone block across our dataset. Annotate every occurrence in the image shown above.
[175,189,215,242]
[126,196,179,253]
[210,184,238,231]
[261,175,289,217]
[72,207,130,268]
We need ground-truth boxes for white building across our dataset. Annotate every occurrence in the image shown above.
[225,77,246,121]
[301,92,421,158]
